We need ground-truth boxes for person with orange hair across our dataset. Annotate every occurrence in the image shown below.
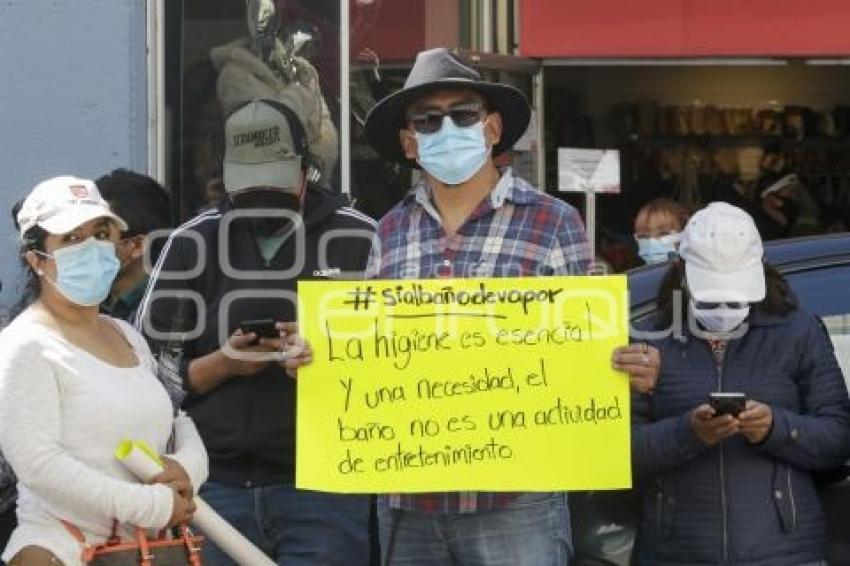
[634,198,690,265]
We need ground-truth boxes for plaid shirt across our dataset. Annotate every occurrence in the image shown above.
[367,168,591,513]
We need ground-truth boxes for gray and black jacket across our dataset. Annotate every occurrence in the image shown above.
[137,185,375,487]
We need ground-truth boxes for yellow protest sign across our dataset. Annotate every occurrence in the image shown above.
[296,276,630,493]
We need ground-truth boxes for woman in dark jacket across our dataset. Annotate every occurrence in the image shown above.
[632,202,850,566]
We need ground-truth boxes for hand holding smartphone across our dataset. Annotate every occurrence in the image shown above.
[238,319,279,345]
[709,392,747,418]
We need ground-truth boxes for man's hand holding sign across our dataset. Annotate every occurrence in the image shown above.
[296,276,656,493]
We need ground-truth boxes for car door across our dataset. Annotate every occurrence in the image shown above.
[783,263,850,566]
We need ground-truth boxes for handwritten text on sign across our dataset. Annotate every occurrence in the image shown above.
[296,276,630,493]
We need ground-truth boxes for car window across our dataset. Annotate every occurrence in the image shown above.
[822,314,850,393]
[785,264,850,318]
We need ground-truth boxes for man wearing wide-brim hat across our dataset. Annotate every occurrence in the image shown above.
[364,47,661,565]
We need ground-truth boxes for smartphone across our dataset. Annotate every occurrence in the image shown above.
[238,318,279,343]
[709,392,747,417]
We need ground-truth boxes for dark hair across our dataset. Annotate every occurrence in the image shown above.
[95,169,173,237]
[11,198,23,233]
[10,226,49,318]
[636,198,690,232]
[655,259,797,329]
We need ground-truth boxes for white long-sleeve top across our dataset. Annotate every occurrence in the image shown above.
[0,312,208,565]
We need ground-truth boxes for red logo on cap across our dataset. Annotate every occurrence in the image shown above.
[69,184,90,198]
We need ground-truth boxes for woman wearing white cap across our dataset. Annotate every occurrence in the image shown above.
[0,176,208,565]
[631,202,850,566]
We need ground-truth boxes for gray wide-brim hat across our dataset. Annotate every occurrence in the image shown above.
[365,47,531,167]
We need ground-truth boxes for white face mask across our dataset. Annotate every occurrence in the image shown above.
[690,300,750,334]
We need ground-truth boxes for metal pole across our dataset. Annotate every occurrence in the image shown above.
[495,0,509,54]
[533,67,545,191]
[147,0,165,183]
[586,191,596,269]
[479,0,493,52]
[340,0,351,196]
[511,0,520,54]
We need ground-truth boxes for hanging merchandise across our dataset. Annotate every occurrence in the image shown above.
[210,0,338,186]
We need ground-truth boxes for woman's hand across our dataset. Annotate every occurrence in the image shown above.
[149,457,193,499]
[153,458,196,527]
[691,404,740,445]
[738,400,774,444]
[167,491,196,528]
[612,343,661,394]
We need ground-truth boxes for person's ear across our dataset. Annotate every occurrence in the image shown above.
[484,112,503,148]
[400,129,418,161]
[297,172,308,201]
[128,235,146,261]
[24,250,43,275]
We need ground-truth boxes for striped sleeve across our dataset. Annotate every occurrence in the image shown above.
[135,212,219,405]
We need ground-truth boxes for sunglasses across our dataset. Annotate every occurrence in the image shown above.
[408,102,485,134]
[693,301,752,310]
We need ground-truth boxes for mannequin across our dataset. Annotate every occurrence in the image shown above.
[245,0,314,87]
[209,1,339,185]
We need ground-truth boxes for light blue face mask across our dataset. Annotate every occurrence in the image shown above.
[39,237,120,306]
[637,233,680,264]
[415,119,490,185]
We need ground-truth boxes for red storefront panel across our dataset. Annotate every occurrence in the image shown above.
[520,0,850,57]
[352,0,426,61]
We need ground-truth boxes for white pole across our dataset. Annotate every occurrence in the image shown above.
[117,441,275,566]
[340,0,351,195]
[586,191,596,270]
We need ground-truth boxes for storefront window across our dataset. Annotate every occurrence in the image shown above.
[166,0,344,220]
[347,0,536,218]
[165,0,534,222]
[348,0,464,218]
[545,63,850,271]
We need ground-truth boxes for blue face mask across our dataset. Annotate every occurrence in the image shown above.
[637,233,680,264]
[415,119,490,185]
[39,237,120,306]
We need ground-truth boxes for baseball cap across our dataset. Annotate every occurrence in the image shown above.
[679,202,765,303]
[17,175,128,237]
[223,98,308,194]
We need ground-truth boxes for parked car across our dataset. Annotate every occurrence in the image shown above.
[573,233,850,566]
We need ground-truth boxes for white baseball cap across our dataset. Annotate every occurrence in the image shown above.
[17,175,128,237]
[679,202,766,303]
[223,98,308,194]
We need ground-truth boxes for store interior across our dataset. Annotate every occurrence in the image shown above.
[545,63,850,271]
[168,3,850,275]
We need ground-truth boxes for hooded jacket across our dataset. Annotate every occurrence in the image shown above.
[210,40,339,179]
[137,186,375,486]
[632,308,850,566]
